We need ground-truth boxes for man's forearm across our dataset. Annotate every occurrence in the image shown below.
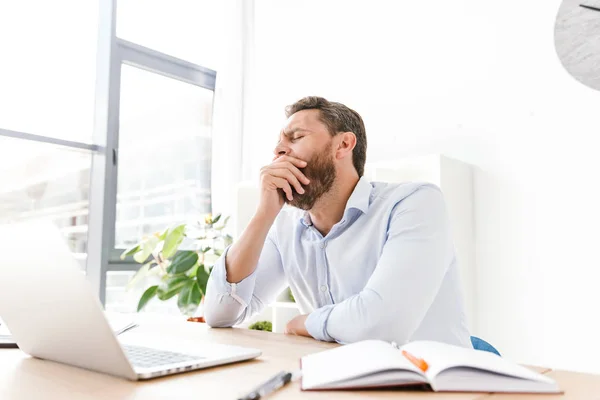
[225,210,278,283]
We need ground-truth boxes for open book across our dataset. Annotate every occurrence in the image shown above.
[301,340,561,394]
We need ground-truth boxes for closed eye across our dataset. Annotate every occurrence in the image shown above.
[291,136,304,142]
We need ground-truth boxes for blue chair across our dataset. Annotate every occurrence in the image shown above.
[470,336,501,356]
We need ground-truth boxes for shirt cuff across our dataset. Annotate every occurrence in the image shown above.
[305,305,336,342]
[209,245,258,307]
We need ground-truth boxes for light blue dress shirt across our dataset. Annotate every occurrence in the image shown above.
[204,178,472,348]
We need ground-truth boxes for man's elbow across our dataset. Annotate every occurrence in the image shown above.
[203,301,249,328]
[203,310,235,328]
[202,298,235,328]
[204,318,231,329]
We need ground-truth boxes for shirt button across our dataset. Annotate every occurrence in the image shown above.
[320,285,328,292]
[320,242,327,249]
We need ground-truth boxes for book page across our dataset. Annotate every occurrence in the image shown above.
[301,340,425,390]
[401,341,554,384]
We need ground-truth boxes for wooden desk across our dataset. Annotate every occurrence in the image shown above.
[0,314,598,399]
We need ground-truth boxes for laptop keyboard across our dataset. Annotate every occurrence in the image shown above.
[123,344,203,369]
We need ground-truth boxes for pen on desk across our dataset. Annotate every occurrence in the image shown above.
[238,370,293,400]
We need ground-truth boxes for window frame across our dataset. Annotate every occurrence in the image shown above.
[90,0,217,304]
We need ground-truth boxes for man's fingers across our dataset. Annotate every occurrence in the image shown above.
[270,177,293,201]
[273,155,308,169]
[260,155,311,202]
[284,323,294,335]
[271,168,305,194]
[268,161,310,185]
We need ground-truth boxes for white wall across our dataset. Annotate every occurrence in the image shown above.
[242,0,600,373]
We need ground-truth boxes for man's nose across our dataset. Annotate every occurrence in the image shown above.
[273,143,290,158]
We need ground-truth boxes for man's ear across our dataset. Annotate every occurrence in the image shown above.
[335,132,357,160]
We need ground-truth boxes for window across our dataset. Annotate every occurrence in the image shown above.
[104,0,218,312]
[0,0,99,271]
[0,0,219,310]
[0,1,98,142]
[0,136,92,268]
[115,65,213,249]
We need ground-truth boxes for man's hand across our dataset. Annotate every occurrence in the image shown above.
[258,155,310,216]
[221,156,309,284]
[284,314,310,337]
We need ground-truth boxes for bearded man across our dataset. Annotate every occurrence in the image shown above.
[204,96,471,348]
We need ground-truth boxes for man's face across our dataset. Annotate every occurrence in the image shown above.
[275,109,337,210]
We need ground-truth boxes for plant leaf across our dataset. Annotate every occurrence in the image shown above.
[157,275,191,301]
[162,224,186,259]
[196,264,210,295]
[201,246,212,253]
[120,244,141,260]
[178,281,201,315]
[126,261,154,290]
[158,227,170,240]
[137,285,158,312]
[211,213,222,225]
[177,281,194,308]
[133,236,159,263]
[213,215,230,231]
[223,234,233,247]
[167,251,198,274]
[188,263,199,278]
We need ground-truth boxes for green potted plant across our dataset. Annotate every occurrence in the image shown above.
[248,321,272,332]
[120,213,232,320]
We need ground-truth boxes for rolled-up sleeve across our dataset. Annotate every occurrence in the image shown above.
[305,304,335,341]
[305,186,454,344]
[204,233,287,328]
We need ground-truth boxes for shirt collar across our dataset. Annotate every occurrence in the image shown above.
[299,176,372,227]
[345,176,372,214]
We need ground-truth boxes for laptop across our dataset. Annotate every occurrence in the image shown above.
[0,221,261,380]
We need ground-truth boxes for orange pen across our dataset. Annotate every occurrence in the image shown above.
[402,350,429,372]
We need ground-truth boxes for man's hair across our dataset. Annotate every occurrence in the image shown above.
[285,96,367,177]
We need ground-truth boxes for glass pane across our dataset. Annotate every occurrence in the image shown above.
[0,136,92,268]
[117,0,226,69]
[115,65,213,250]
[105,271,136,313]
[0,1,98,142]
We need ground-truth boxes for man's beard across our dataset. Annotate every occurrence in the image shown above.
[283,144,336,210]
